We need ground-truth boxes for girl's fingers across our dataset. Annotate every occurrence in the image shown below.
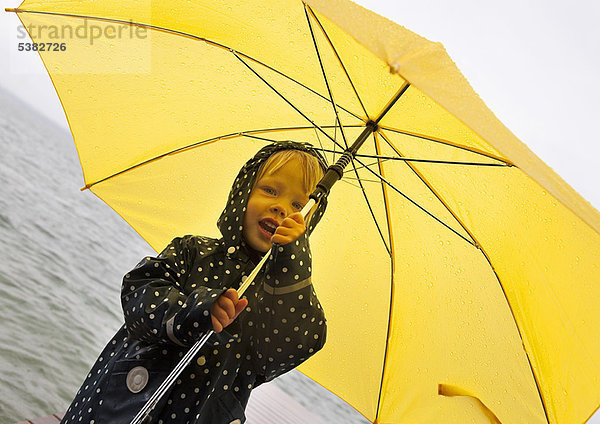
[212,304,230,324]
[286,212,305,226]
[211,315,223,333]
[272,227,303,245]
[273,222,304,238]
[216,295,236,318]
[280,215,305,230]
[211,306,231,333]
[211,290,248,332]
[276,222,301,233]
[271,234,290,245]
[222,288,240,304]
[234,298,248,316]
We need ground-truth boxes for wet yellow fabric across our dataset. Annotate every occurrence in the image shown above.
[14,0,600,423]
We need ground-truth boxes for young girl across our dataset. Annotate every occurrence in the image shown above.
[60,141,328,424]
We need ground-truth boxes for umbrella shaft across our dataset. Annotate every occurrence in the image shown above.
[312,121,377,201]
[311,82,410,201]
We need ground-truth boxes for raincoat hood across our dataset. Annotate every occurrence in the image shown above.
[217,141,328,253]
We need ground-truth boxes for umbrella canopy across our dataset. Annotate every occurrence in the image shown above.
[9,0,600,422]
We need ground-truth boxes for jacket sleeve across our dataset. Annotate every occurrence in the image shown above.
[247,232,327,382]
[121,236,227,347]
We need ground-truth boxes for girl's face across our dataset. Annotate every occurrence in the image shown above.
[242,159,309,252]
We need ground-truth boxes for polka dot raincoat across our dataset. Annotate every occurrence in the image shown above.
[61,142,329,424]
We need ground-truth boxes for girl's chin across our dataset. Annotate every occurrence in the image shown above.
[247,237,272,253]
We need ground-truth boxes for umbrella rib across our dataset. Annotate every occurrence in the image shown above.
[237,142,507,167]
[327,122,346,164]
[344,158,393,177]
[350,155,478,247]
[232,51,351,154]
[304,4,351,151]
[343,176,386,184]
[313,125,331,166]
[372,131,396,422]
[337,177,374,190]
[469,238,553,424]
[349,175,392,255]
[379,125,512,165]
[304,4,371,120]
[10,8,366,125]
[237,126,360,144]
[343,140,392,256]
[344,156,508,168]
[231,52,363,125]
[240,130,379,170]
[377,129,478,246]
[81,126,344,189]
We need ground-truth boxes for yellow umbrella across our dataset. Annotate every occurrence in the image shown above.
[7,0,600,422]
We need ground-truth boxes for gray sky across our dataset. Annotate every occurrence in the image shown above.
[1,1,599,423]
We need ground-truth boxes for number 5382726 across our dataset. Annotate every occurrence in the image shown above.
[18,42,66,51]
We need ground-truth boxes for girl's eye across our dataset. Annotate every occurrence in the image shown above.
[292,202,304,210]
[262,187,275,195]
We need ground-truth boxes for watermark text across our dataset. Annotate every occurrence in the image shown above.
[17,18,148,46]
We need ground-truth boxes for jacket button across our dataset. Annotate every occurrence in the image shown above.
[126,366,149,393]
[227,246,236,254]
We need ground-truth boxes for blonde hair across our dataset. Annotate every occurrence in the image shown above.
[255,149,324,194]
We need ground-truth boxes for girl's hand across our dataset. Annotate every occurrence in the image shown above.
[211,289,248,333]
[271,212,306,246]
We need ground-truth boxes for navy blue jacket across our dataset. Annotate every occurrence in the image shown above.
[60,142,328,424]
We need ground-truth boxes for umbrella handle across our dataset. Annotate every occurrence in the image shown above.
[129,199,317,424]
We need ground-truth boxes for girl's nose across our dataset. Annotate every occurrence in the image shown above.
[270,203,288,218]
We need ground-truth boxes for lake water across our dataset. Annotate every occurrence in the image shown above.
[0,88,368,424]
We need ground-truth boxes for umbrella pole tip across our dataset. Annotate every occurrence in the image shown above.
[5,8,22,12]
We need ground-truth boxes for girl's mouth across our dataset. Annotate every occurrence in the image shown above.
[258,218,279,239]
